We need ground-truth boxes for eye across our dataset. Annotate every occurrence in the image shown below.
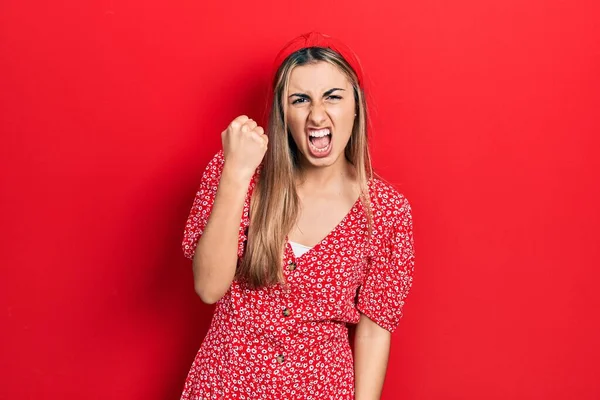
[326,95,342,101]
[292,97,308,105]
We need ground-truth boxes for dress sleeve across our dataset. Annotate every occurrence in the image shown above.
[357,195,415,332]
[181,150,253,260]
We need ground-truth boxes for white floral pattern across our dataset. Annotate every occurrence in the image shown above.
[180,150,415,400]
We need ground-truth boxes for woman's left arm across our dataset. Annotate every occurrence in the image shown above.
[354,313,392,400]
[354,192,415,399]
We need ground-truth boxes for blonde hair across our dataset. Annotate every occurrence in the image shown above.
[236,47,373,288]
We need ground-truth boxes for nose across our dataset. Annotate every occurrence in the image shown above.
[308,101,328,126]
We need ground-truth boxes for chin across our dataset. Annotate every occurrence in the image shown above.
[301,148,344,168]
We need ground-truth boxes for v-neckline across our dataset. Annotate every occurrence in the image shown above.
[285,191,366,262]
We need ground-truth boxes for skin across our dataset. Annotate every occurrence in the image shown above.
[192,115,267,304]
[193,61,392,399]
[354,314,392,400]
[285,61,392,400]
[286,61,360,248]
[286,61,355,171]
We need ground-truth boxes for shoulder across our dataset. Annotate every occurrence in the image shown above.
[365,177,414,255]
[205,149,225,174]
[368,176,412,220]
[192,150,225,191]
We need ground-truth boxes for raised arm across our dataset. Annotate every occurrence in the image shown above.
[191,115,267,304]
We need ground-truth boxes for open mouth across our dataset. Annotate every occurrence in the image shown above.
[308,128,332,153]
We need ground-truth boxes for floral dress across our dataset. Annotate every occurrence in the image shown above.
[180,150,415,400]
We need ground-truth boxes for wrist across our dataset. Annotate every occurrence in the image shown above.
[221,162,255,187]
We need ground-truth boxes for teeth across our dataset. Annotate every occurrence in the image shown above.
[309,141,331,153]
[308,128,331,138]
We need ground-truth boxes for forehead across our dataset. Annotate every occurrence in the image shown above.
[287,61,351,93]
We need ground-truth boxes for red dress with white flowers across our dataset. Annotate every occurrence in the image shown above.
[180,150,415,400]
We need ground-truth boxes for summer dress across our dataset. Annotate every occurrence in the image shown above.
[180,150,415,400]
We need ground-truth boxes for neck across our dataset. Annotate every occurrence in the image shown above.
[296,155,355,190]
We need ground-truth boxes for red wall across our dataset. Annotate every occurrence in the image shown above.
[2,0,599,399]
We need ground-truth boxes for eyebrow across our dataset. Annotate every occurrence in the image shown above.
[288,88,345,99]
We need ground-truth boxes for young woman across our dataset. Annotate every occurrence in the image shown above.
[180,32,415,400]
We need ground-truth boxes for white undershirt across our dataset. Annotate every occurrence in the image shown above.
[289,241,313,257]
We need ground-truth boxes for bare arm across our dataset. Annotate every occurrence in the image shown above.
[192,165,252,304]
[354,313,392,400]
[192,115,267,304]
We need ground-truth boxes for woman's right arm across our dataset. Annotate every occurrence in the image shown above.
[192,165,251,303]
[192,115,267,304]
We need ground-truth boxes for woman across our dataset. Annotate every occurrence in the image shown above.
[181,32,415,400]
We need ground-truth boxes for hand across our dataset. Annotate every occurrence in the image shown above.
[221,115,268,180]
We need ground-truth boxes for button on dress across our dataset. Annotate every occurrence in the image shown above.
[180,150,415,400]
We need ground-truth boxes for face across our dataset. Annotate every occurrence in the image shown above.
[285,61,356,168]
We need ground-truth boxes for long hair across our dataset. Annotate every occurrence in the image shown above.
[236,47,373,289]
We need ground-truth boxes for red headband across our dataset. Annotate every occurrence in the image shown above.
[271,31,364,86]
[262,32,365,125]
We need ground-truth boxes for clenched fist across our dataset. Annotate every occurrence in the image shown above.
[221,115,268,180]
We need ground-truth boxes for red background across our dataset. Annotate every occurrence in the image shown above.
[2,0,599,399]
